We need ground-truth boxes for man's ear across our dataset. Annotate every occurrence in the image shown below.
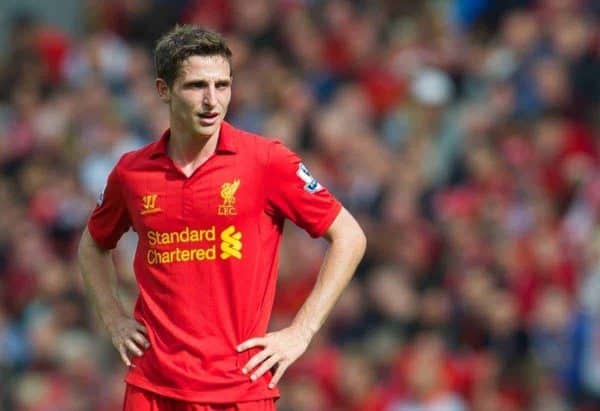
[156,78,170,103]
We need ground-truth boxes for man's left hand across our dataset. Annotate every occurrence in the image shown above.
[237,325,311,388]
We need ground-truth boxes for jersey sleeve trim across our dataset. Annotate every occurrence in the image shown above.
[307,199,342,238]
[87,220,117,250]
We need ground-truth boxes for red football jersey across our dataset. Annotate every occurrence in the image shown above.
[87,122,342,402]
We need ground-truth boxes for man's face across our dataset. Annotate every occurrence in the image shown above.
[159,55,232,139]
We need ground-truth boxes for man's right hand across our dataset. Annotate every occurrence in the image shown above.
[106,314,151,367]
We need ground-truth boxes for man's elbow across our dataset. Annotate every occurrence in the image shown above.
[352,223,367,259]
[78,228,93,257]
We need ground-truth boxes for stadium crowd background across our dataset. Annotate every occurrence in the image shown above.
[0,0,598,410]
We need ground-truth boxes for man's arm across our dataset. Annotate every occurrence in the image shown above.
[237,207,366,388]
[78,227,150,366]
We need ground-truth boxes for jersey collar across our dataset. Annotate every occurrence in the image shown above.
[149,121,237,159]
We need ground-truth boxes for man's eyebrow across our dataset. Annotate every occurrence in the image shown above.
[182,78,231,86]
[183,79,208,86]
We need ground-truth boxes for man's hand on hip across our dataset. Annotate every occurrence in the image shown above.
[237,325,311,388]
[106,314,151,367]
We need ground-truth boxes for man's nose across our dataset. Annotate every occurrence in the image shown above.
[203,85,217,107]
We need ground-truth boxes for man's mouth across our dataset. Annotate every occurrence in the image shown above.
[198,112,219,119]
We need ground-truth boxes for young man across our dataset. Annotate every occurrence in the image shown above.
[78,25,366,410]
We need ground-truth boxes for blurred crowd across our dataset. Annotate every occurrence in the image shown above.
[0,0,599,410]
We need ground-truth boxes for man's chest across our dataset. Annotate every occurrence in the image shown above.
[122,161,263,234]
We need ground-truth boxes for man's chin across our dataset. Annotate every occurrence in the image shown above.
[194,122,221,138]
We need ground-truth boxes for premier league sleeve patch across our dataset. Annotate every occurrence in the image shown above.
[97,184,106,206]
[296,163,323,193]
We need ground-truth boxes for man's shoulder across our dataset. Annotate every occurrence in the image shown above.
[227,122,282,161]
[229,123,278,147]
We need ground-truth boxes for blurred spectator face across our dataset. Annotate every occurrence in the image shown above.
[338,352,376,406]
[263,112,301,150]
[27,309,60,362]
[533,286,571,333]
[485,290,519,337]
[231,0,272,36]
[323,0,354,34]
[346,16,379,67]
[283,377,328,411]
[277,78,316,121]
[534,115,564,161]
[540,0,581,15]
[501,11,540,55]
[37,262,70,300]
[12,80,41,118]
[367,265,417,323]
[489,82,516,117]
[126,46,153,85]
[460,269,496,315]
[329,280,366,325]
[530,227,561,273]
[471,386,504,411]
[533,59,570,109]
[405,333,446,399]
[313,107,349,157]
[419,288,452,329]
[157,55,232,139]
[227,35,251,72]
[281,9,324,73]
[14,372,56,411]
[381,188,419,225]
[331,84,374,126]
[465,143,501,184]
[54,330,97,380]
[551,14,592,60]
[229,68,262,110]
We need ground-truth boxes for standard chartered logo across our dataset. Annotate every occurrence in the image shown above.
[220,225,242,260]
[146,225,243,264]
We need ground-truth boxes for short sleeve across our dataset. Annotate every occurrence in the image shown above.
[87,163,131,249]
[265,141,342,238]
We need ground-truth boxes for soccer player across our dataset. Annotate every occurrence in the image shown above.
[78,25,366,410]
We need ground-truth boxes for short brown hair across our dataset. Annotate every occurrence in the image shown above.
[154,25,232,88]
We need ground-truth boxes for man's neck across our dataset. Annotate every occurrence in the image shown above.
[168,123,221,177]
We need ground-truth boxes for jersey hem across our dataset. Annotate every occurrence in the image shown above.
[124,374,281,403]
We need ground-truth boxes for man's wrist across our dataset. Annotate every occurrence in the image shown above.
[291,322,317,345]
[101,305,127,330]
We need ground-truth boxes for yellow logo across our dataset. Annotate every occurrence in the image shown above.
[218,179,240,216]
[141,194,162,215]
[220,225,242,259]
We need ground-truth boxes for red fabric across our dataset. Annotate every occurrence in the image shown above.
[36,27,69,84]
[123,384,276,410]
[359,67,406,115]
[87,122,342,402]
[181,0,233,31]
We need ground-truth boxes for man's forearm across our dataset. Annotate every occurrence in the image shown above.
[78,228,126,328]
[291,210,366,340]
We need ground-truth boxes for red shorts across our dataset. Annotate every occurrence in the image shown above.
[123,384,276,411]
